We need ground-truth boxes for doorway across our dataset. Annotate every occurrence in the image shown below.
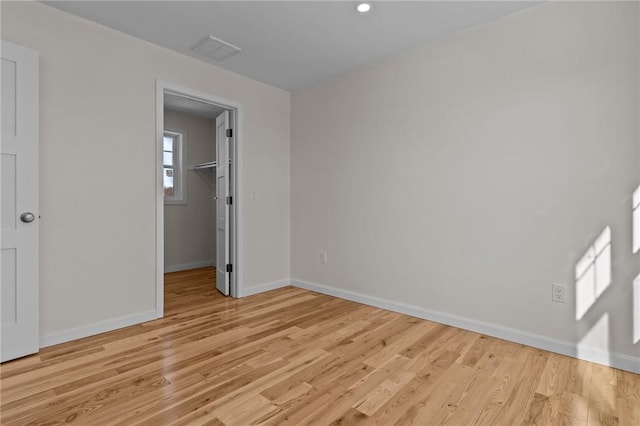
[155,81,242,318]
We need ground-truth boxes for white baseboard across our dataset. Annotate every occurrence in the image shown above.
[164,261,214,273]
[291,279,640,374]
[241,279,290,297]
[39,310,157,348]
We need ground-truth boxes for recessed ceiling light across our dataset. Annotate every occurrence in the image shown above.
[356,3,371,13]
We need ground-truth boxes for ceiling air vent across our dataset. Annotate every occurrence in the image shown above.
[191,35,241,61]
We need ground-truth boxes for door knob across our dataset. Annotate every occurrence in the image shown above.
[20,212,36,223]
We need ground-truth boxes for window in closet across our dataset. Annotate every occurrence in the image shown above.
[163,130,186,204]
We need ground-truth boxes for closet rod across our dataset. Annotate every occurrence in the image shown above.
[190,161,217,171]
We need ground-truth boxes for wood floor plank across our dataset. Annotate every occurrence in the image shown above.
[1,267,637,425]
[536,353,573,396]
[590,363,620,418]
[616,370,640,404]
[491,348,549,425]
[617,396,640,426]
[352,369,415,416]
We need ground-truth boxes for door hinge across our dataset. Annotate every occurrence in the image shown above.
[226,196,232,205]
[226,129,233,138]
[226,264,233,273]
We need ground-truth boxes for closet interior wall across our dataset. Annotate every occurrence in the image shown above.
[164,110,216,272]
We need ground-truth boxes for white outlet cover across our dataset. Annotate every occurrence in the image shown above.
[552,283,566,303]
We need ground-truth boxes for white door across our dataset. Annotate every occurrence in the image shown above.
[215,111,231,296]
[1,41,39,362]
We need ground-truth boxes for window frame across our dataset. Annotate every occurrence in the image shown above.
[163,129,187,205]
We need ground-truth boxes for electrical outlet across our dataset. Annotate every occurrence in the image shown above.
[552,283,566,303]
[320,251,327,264]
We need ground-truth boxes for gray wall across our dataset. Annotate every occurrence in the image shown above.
[164,110,216,271]
[291,1,640,362]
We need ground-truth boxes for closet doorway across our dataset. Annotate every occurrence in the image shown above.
[155,81,242,318]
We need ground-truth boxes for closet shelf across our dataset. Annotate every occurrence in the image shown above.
[190,161,217,171]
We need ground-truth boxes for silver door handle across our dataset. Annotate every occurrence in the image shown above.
[20,212,36,223]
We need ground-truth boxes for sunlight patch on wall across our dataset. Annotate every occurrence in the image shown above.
[577,313,610,364]
[575,226,611,320]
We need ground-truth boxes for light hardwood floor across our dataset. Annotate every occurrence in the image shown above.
[1,268,638,425]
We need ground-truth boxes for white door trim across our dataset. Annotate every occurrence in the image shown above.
[155,80,243,318]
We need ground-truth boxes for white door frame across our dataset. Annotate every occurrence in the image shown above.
[155,80,243,317]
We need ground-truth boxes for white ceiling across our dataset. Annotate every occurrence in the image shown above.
[44,1,541,91]
[164,93,227,119]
